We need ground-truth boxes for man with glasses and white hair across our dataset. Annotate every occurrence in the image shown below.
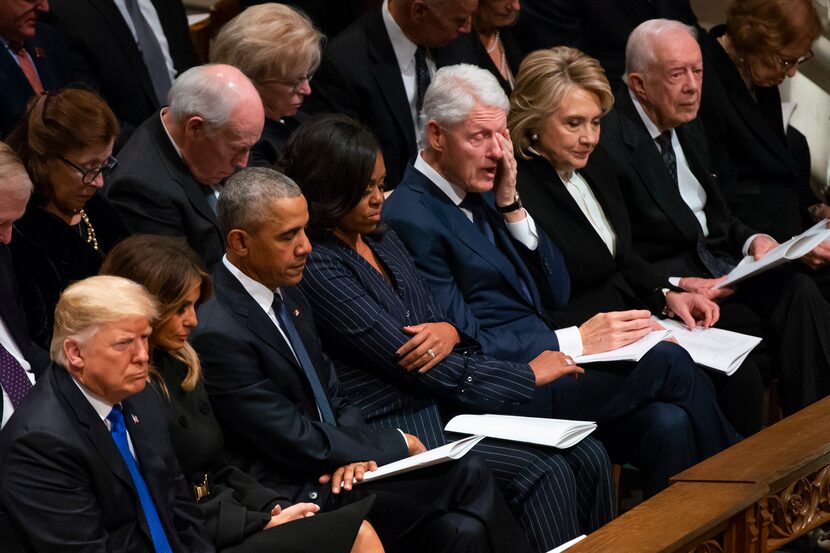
[0,275,213,553]
[385,63,739,498]
[108,64,264,272]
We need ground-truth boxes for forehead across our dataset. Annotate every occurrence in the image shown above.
[0,187,28,218]
[438,0,477,19]
[95,317,151,339]
[263,195,309,231]
[557,87,603,114]
[652,32,701,69]
[458,104,506,132]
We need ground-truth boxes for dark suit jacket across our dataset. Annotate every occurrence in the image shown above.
[516,153,672,327]
[596,92,756,279]
[698,27,815,241]
[0,365,213,553]
[44,0,197,130]
[0,22,71,136]
[190,263,408,503]
[383,163,571,363]
[106,114,225,271]
[304,7,479,187]
[298,231,536,447]
[249,114,305,169]
[0,245,49,426]
[10,193,130,348]
[520,0,699,87]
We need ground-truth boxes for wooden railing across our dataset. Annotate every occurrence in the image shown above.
[567,395,830,552]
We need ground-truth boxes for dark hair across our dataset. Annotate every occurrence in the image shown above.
[278,114,380,241]
[727,0,823,60]
[6,88,119,207]
[100,234,212,396]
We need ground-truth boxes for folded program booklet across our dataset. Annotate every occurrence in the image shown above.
[358,434,486,483]
[573,329,670,364]
[656,318,761,376]
[445,414,596,450]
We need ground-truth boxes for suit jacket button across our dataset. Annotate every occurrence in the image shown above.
[199,401,211,415]
[466,376,473,382]
[308,491,319,500]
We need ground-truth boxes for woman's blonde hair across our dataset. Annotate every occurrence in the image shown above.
[509,47,614,160]
[210,3,324,84]
[100,235,212,396]
[51,276,158,367]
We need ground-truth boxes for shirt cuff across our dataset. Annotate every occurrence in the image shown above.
[505,209,539,250]
[555,326,583,357]
[742,233,772,256]
[397,429,409,449]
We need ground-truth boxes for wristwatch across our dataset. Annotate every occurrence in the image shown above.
[496,193,523,213]
[660,288,675,318]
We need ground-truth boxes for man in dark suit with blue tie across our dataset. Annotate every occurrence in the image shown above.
[384,64,739,497]
[190,167,532,553]
[0,0,71,136]
[0,275,213,553]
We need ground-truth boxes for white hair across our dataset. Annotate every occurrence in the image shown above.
[168,64,259,127]
[421,64,509,135]
[624,19,698,84]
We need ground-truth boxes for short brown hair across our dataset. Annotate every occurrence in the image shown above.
[6,88,119,206]
[727,0,823,59]
[210,3,324,84]
[509,47,614,160]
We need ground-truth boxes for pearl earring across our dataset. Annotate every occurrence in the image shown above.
[531,133,539,141]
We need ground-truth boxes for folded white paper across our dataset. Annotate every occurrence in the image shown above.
[547,534,587,553]
[445,414,596,450]
[358,434,485,483]
[656,319,761,376]
[573,330,670,364]
[717,219,830,288]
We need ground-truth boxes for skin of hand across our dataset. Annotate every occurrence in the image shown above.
[807,203,830,223]
[528,350,584,386]
[748,235,778,261]
[665,291,720,329]
[319,461,379,494]
[397,322,461,373]
[264,503,320,529]
[678,276,735,301]
[404,433,427,456]
[801,241,830,269]
[494,131,525,224]
[578,309,653,355]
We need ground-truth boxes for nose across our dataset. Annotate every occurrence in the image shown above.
[297,229,312,256]
[236,150,250,169]
[134,339,150,364]
[458,16,472,34]
[297,79,312,96]
[509,0,521,11]
[785,65,798,78]
[38,0,49,12]
[91,171,105,189]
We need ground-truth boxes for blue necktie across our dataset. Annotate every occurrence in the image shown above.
[272,295,337,425]
[107,405,173,553]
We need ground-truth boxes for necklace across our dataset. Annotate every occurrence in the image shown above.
[496,33,515,90]
[78,208,99,251]
[484,32,498,52]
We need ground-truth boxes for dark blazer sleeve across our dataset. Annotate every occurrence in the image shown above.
[299,246,536,408]
[107,173,189,237]
[192,300,409,477]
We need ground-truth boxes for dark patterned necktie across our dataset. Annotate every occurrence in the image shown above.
[415,46,430,115]
[0,343,32,409]
[655,131,678,186]
[123,0,172,105]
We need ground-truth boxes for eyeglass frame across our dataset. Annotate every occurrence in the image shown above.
[260,73,315,93]
[778,49,814,71]
[59,155,119,185]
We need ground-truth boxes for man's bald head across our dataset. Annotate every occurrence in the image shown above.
[0,142,32,244]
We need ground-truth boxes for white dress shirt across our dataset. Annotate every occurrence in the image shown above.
[113,0,176,82]
[72,376,137,459]
[413,153,585,356]
[0,317,35,429]
[559,169,618,257]
[381,0,436,146]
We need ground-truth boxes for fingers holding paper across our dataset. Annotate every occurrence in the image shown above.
[665,291,720,330]
[320,460,378,493]
[528,350,584,386]
[748,235,779,261]
[801,240,830,270]
[678,276,735,301]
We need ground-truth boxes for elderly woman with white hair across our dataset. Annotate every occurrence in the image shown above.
[211,3,324,167]
[0,275,215,553]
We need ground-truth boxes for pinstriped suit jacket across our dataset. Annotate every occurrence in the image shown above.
[299,231,536,449]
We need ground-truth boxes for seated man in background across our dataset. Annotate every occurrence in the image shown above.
[596,19,830,415]
[191,167,533,553]
[0,275,213,553]
[107,64,265,272]
[384,63,739,497]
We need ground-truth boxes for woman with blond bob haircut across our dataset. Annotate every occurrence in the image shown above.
[211,3,324,167]
[101,235,383,553]
[510,47,765,437]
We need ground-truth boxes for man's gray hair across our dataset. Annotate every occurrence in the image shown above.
[421,64,509,136]
[0,142,32,200]
[624,19,698,83]
[218,167,301,237]
[168,64,255,127]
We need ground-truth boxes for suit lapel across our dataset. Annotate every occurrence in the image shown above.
[0,43,32,95]
[367,12,416,152]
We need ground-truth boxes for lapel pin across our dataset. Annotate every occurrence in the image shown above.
[294,308,300,317]
[34,47,45,59]
[131,414,140,424]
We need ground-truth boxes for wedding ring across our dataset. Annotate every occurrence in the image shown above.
[427,349,436,359]
[565,358,573,366]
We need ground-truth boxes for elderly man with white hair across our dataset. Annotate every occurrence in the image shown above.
[0,275,214,553]
[597,18,830,416]
[385,63,739,498]
[107,64,265,271]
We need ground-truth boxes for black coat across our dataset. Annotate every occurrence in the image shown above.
[0,365,213,553]
[249,115,305,169]
[10,193,130,348]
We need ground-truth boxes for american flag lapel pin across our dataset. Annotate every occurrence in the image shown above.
[294,308,300,317]
[34,47,45,59]
[132,414,140,424]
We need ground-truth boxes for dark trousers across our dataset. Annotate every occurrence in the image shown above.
[545,342,740,497]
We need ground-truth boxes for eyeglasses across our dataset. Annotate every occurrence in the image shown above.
[778,50,814,71]
[263,73,315,93]
[59,155,118,185]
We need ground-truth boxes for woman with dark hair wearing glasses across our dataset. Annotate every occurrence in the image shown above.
[698,0,824,244]
[6,87,129,348]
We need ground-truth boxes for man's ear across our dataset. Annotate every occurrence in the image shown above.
[627,73,648,102]
[426,120,444,153]
[63,338,84,378]
[226,229,249,257]
[410,0,428,24]
[183,115,206,138]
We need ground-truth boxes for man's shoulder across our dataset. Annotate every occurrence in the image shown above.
[1,368,76,444]
[328,6,383,53]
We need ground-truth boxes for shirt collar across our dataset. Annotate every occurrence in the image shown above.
[629,89,668,141]
[71,374,115,424]
[382,0,418,72]
[159,108,184,159]
[222,255,282,315]
[414,150,467,206]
